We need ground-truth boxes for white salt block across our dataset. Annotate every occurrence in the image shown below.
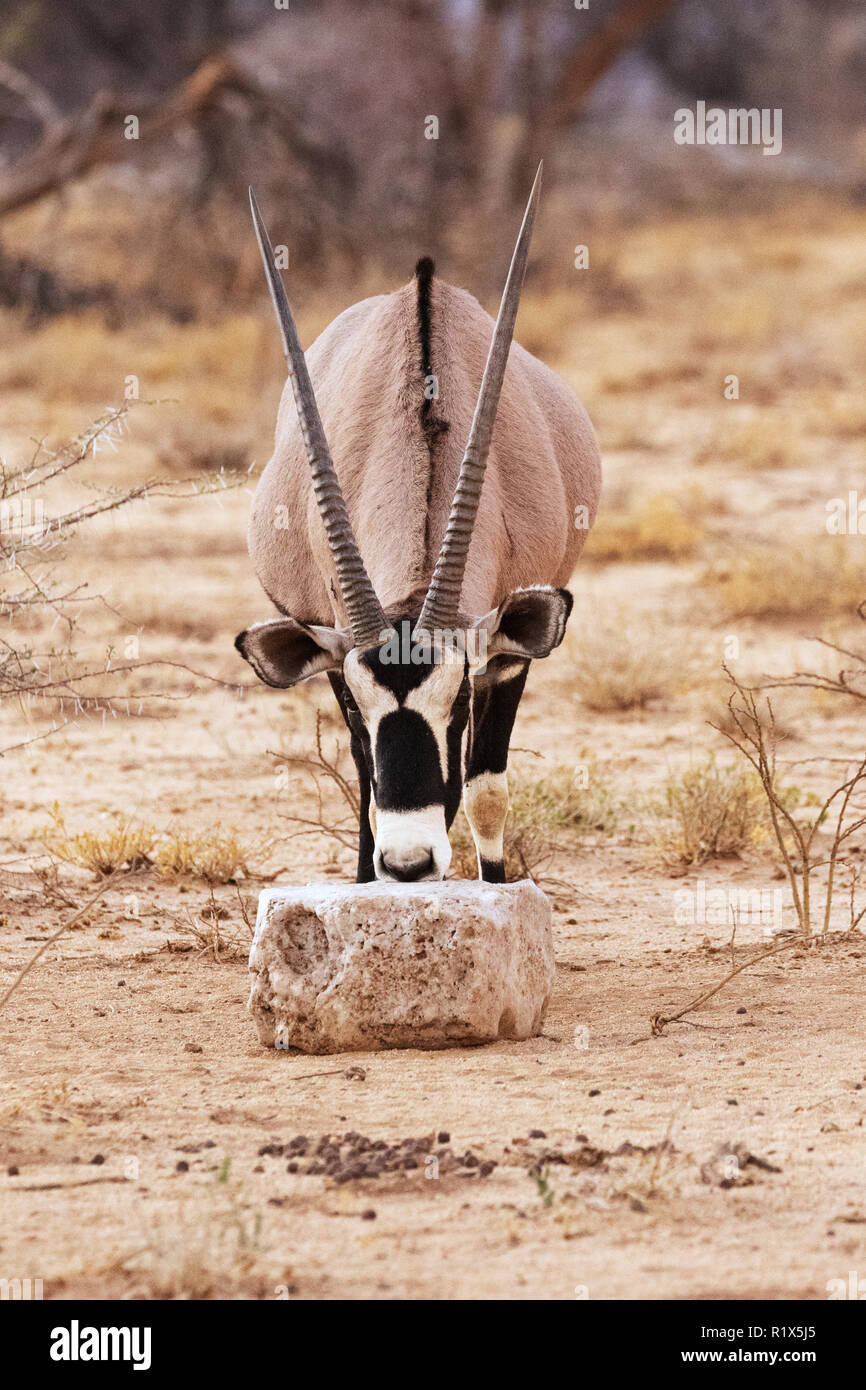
[248,880,555,1054]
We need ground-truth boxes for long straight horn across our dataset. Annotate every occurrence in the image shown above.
[414,162,543,638]
[249,188,390,649]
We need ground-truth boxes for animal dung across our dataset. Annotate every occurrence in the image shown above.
[248,880,555,1054]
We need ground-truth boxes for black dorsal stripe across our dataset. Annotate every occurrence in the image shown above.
[415,256,450,445]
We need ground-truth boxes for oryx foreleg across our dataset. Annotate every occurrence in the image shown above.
[464,664,529,883]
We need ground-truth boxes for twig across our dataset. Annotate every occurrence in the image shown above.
[645,938,803,1040]
[0,876,124,1011]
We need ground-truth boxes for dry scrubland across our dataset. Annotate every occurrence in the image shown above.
[1,193,866,1299]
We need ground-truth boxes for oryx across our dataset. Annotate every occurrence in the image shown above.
[236,166,601,883]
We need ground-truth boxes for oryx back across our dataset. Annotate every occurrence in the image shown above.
[248,269,601,626]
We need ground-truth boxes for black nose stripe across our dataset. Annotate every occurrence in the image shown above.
[375,709,444,810]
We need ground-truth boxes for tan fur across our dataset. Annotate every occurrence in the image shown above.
[248,273,601,624]
[464,772,510,874]
[464,780,509,841]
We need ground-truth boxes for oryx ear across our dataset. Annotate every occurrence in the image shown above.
[474,586,573,662]
[235,618,351,688]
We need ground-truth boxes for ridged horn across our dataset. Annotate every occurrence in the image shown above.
[249,188,391,649]
[414,162,542,639]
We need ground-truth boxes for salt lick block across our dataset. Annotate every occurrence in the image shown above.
[248,880,555,1054]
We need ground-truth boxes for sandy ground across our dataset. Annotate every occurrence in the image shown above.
[1,197,865,1299]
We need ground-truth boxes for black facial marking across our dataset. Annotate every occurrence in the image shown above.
[360,621,439,702]
[443,678,469,827]
[375,709,444,811]
[328,672,375,881]
[354,617,471,818]
[332,612,531,882]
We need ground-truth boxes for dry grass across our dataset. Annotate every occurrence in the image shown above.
[41,806,154,876]
[153,828,270,883]
[650,756,780,869]
[695,411,803,470]
[701,541,865,619]
[40,808,271,882]
[119,1165,267,1299]
[154,415,254,475]
[0,312,272,415]
[585,491,704,562]
[565,610,690,711]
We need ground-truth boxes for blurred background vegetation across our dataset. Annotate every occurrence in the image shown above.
[1,0,864,327]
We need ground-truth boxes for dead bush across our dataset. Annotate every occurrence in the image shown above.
[566,611,689,711]
[651,756,781,869]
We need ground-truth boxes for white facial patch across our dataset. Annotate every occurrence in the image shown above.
[343,649,398,782]
[404,649,466,783]
[374,806,452,882]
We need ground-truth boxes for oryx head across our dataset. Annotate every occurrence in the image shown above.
[236,167,572,881]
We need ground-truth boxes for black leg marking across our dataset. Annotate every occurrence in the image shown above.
[465,663,530,882]
[469,663,529,778]
[479,856,507,884]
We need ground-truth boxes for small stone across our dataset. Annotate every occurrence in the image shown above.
[176,1160,189,1173]
[184,1042,203,1053]
[437,1131,450,1144]
[90,1154,105,1166]
[528,1129,546,1139]
[361,1209,376,1220]
[7,1165,19,1176]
